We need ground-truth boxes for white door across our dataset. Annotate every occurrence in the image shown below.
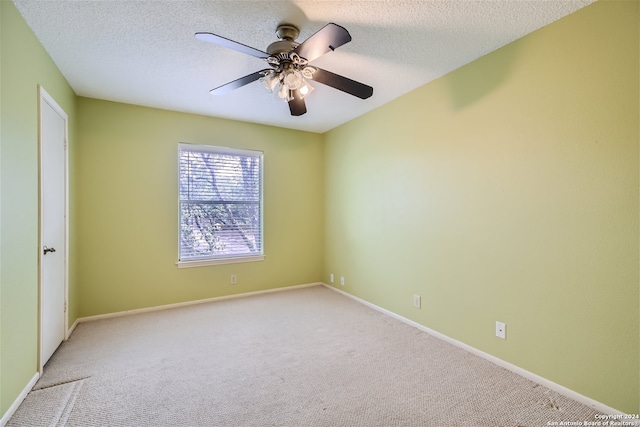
[39,87,68,367]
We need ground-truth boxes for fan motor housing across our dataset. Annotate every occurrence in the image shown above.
[266,40,298,55]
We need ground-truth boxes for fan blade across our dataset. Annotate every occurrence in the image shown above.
[288,90,307,116]
[195,32,269,59]
[311,68,373,99]
[209,70,271,95]
[293,23,351,62]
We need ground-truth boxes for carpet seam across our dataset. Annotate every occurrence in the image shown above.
[33,376,91,391]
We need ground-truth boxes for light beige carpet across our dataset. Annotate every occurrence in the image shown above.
[9,285,604,426]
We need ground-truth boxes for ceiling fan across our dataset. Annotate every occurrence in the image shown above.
[195,23,373,116]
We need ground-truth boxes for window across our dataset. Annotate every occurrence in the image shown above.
[178,144,263,266]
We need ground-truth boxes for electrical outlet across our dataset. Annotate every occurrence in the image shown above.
[413,294,421,308]
[340,276,345,286]
[496,321,506,339]
[330,273,334,283]
[230,274,237,285]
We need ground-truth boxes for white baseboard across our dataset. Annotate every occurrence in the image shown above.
[67,317,80,337]
[322,283,625,416]
[74,282,322,324]
[0,372,39,427]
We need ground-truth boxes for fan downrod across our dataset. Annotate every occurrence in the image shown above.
[267,24,300,55]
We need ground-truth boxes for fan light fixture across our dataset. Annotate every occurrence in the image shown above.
[259,53,316,102]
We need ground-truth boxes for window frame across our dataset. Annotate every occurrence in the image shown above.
[176,143,264,268]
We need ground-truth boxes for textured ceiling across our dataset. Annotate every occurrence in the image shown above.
[14,1,595,133]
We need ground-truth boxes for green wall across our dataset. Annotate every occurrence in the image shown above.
[324,0,639,413]
[75,98,324,317]
[0,1,77,417]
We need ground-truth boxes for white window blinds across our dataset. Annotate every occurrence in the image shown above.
[179,144,263,262]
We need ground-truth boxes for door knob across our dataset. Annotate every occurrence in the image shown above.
[43,246,56,255]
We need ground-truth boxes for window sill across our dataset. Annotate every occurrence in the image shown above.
[176,255,265,268]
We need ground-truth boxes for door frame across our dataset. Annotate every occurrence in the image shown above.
[37,85,70,373]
